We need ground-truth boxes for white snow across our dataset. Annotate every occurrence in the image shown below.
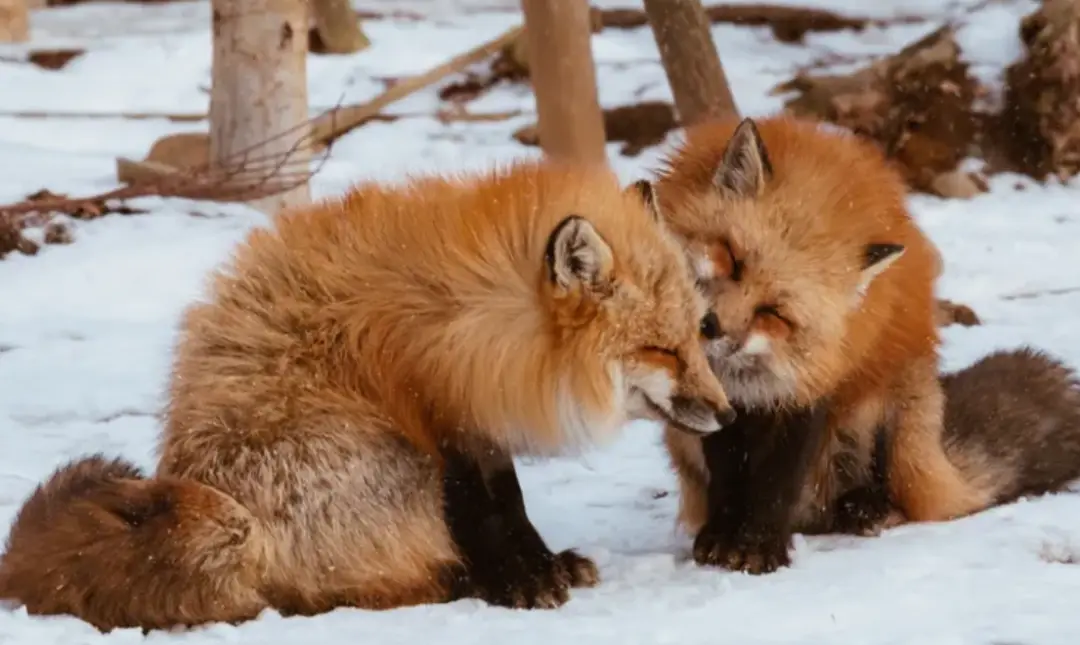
[3,0,1080,643]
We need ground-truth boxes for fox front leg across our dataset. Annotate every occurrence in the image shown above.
[441,442,596,608]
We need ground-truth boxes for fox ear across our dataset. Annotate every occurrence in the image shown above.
[545,215,615,296]
[713,118,773,199]
[857,243,905,294]
[625,179,661,222]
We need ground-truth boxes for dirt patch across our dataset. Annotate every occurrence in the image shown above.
[0,190,146,260]
[775,26,983,195]
[994,0,1080,181]
[513,101,678,157]
[27,48,84,71]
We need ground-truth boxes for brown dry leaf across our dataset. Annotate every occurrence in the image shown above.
[27,48,84,70]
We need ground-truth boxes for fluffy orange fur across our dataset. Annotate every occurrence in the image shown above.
[0,158,731,631]
[654,115,990,533]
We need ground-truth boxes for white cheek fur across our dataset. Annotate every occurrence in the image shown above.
[630,367,676,412]
[693,254,716,282]
[742,332,772,356]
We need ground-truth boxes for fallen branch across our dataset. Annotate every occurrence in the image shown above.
[1000,286,1080,301]
[0,109,206,121]
[595,3,924,43]
[308,24,524,146]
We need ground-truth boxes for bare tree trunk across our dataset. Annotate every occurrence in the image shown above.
[0,0,28,43]
[311,0,370,54]
[520,0,606,164]
[210,0,311,214]
[643,0,738,126]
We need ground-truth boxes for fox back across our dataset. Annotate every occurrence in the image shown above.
[166,159,732,463]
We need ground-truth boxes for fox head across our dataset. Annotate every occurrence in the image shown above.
[653,117,917,409]
[538,174,735,439]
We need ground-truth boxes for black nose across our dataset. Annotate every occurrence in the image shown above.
[716,407,737,427]
[700,311,722,340]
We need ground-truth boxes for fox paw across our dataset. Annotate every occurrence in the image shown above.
[471,546,595,609]
[692,526,791,575]
[555,549,599,588]
[832,486,897,537]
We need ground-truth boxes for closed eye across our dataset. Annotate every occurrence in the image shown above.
[755,304,793,327]
[723,241,743,282]
[643,345,678,358]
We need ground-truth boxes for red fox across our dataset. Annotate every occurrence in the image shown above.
[651,114,998,573]
[0,159,734,631]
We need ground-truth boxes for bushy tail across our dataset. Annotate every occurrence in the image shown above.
[0,454,267,632]
[941,346,1080,507]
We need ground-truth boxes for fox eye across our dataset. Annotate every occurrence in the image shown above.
[642,345,679,358]
[722,241,743,282]
[755,304,793,327]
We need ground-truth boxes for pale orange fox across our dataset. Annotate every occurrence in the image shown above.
[0,159,734,631]
[652,115,989,566]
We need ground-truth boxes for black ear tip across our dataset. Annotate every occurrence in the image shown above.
[735,117,759,134]
[864,242,905,267]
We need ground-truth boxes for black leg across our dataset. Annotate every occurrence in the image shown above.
[693,403,829,575]
[441,444,596,609]
[485,464,599,589]
[830,425,898,535]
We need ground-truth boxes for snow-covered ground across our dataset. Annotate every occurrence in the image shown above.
[2,0,1080,642]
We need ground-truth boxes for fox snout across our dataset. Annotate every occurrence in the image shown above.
[668,348,736,435]
[669,394,737,435]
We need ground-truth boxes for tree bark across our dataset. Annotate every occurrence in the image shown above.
[0,0,28,43]
[311,0,369,54]
[209,0,311,214]
[520,0,606,165]
[642,0,738,126]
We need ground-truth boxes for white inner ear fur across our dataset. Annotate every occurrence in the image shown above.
[853,247,905,305]
[714,119,771,199]
[550,217,614,291]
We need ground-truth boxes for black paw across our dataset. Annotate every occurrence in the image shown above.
[470,545,595,609]
[692,524,791,575]
[555,549,599,588]
[832,486,896,536]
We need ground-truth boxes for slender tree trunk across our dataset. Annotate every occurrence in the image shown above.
[520,0,606,164]
[209,0,311,214]
[312,0,369,54]
[0,0,28,43]
[643,0,739,126]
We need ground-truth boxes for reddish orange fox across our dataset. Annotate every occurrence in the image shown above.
[0,160,734,631]
[651,115,993,573]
